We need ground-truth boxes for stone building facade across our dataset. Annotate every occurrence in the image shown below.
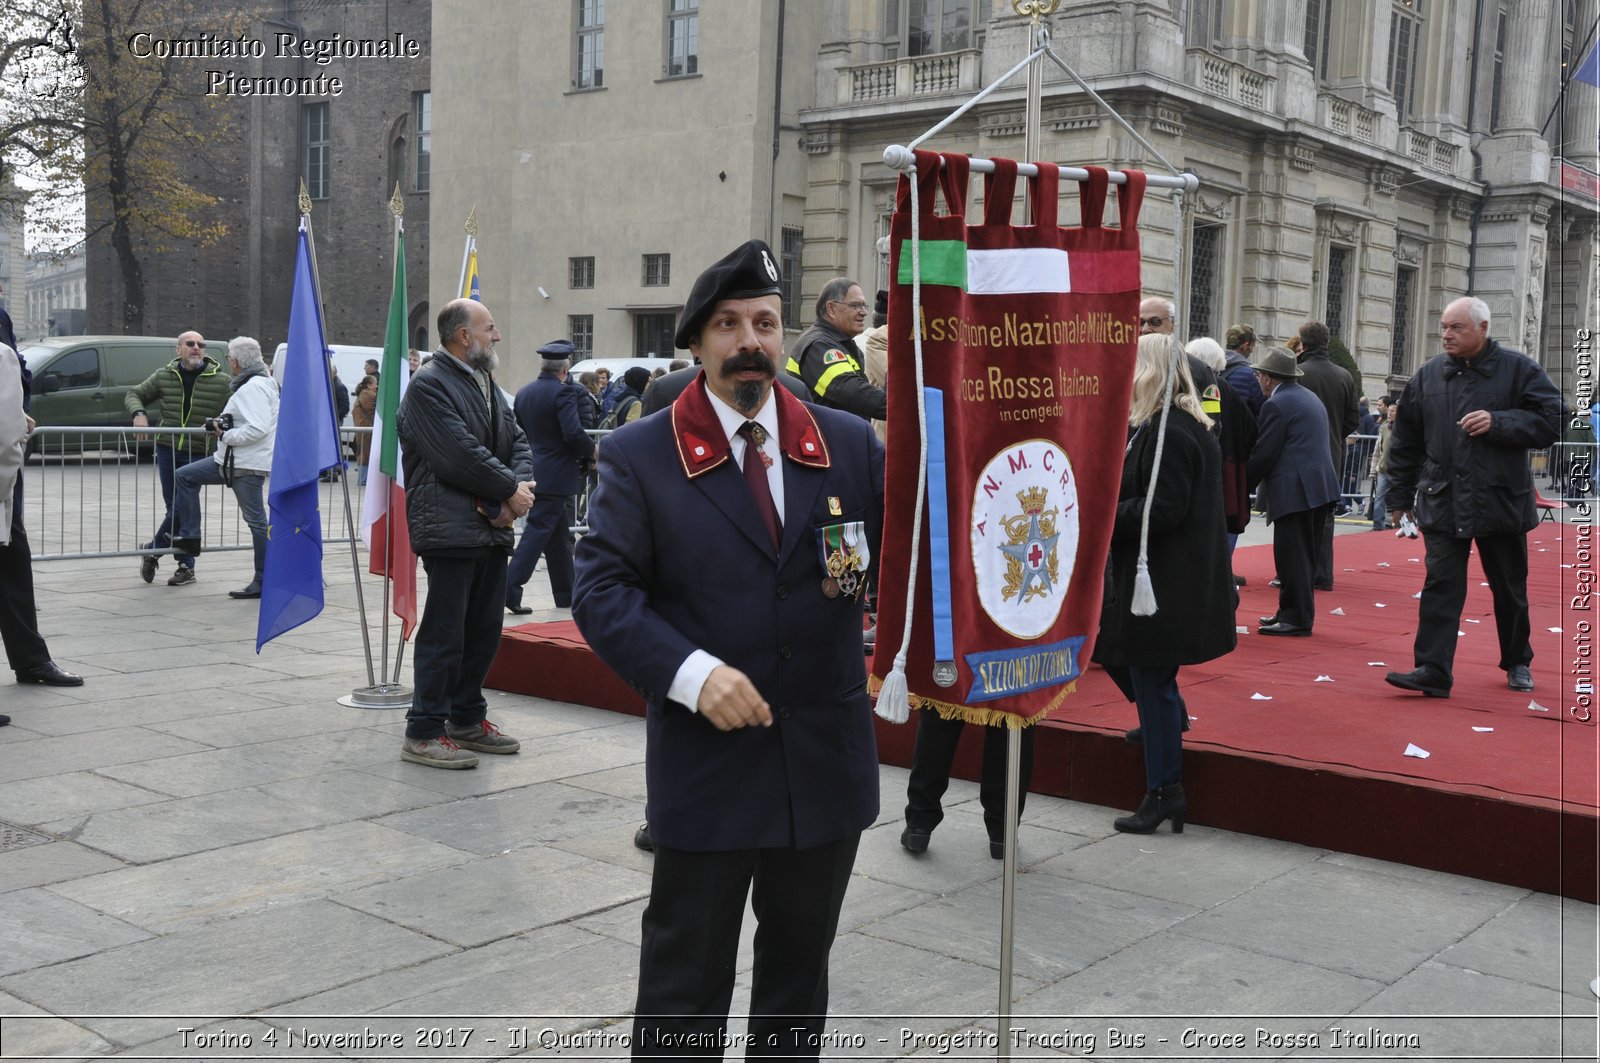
[21,248,87,341]
[801,0,1598,398]
[429,0,821,387]
[85,0,432,353]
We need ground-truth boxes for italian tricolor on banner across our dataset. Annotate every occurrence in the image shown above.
[360,225,418,639]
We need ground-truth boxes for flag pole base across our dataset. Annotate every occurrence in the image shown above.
[340,685,412,710]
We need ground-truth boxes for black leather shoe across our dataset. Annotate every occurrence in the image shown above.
[1268,577,1282,587]
[900,826,931,854]
[1234,574,1247,587]
[1507,665,1534,692]
[633,822,654,852]
[1385,667,1451,698]
[505,602,534,616]
[1258,614,1280,626]
[0,714,9,727]
[1258,622,1312,637]
[989,838,1005,860]
[228,580,262,600]
[15,661,84,687]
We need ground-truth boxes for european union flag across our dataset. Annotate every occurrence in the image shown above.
[1577,40,1600,89]
[257,226,342,650]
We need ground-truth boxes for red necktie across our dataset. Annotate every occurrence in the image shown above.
[738,421,782,551]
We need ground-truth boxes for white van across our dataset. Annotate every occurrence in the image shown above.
[271,343,382,407]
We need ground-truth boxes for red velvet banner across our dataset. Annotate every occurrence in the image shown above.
[872,150,1145,726]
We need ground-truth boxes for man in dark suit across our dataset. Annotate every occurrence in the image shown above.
[573,240,884,1058]
[1247,347,1341,636]
[506,339,596,613]
[1295,320,1359,588]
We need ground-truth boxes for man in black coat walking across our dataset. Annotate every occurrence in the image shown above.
[1385,297,1562,698]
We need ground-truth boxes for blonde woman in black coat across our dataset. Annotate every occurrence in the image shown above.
[1093,333,1236,833]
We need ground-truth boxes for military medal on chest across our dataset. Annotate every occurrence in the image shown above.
[816,520,871,600]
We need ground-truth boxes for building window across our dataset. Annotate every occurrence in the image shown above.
[569,256,595,289]
[1387,0,1423,122]
[634,312,676,358]
[884,0,975,59]
[1304,0,1332,80]
[1187,0,1228,46]
[413,92,431,192]
[1390,266,1417,377]
[569,315,594,357]
[1325,244,1352,342]
[666,0,698,77]
[1188,221,1224,341]
[304,102,330,200]
[642,253,670,287]
[780,226,804,325]
[576,0,604,89]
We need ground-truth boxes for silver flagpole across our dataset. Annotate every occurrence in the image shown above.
[998,4,1057,1057]
[342,185,411,710]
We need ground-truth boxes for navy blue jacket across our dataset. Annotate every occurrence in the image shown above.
[572,379,884,852]
[1247,379,1341,521]
[513,371,595,497]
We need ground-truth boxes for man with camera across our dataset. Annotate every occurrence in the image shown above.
[168,337,279,599]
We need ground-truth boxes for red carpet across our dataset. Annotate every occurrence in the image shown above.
[489,525,1598,901]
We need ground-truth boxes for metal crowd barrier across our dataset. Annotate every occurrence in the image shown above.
[23,424,611,563]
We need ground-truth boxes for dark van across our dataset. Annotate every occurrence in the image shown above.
[19,336,179,453]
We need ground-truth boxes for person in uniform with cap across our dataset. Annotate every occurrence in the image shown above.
[505,339,596,613]
[786,277,886,422]
[572,240,884,1058]
[1246,346,1341,637]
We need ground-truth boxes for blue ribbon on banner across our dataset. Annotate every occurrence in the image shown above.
[924,386,955,666]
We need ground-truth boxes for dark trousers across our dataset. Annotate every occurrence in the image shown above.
[904,710,1035,841]
[406,550,507,739]
[1315,504,1334,586]
[0,498,50,674]
[1415,531,1532,682]
[1102,664,1184,790]
[1272,505,1325,629]
[146,443,205,568]
[633,834,860,1059]
[505,494,573,608]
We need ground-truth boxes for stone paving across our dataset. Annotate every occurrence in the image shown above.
[0,507,1596,1062]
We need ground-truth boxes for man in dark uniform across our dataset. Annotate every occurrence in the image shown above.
[1295,320,1359,589]
[1246,347,1341,636]
[786,276,886,421]
[1385,296,1561,697]
[506,339,595,614]
[573,241,884,1058]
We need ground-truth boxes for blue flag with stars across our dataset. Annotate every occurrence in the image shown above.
[257,225,342,650]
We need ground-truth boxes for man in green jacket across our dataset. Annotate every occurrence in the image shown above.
[125,331,230,586]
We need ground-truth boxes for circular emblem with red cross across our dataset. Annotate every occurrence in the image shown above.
[969,439,1080,639]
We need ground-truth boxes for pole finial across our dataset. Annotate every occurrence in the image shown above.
[298,180,312,216]
[464,203,479,237]
[1013,0,1060,18]
[389,183,404,217]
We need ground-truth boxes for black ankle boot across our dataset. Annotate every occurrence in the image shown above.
[1113,783,1187,834]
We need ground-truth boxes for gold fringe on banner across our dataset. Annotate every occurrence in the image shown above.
[868,675,1071,729]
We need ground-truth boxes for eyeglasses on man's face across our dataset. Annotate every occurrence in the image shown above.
[184,340,206,349]
[836,300,870,313]
[1139,316,1168,329]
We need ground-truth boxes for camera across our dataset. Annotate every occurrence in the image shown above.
[204,413,234,434]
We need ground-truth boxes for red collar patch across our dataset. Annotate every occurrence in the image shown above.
[670,376,832,478]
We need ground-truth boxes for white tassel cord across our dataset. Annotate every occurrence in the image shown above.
[876,163,933,725]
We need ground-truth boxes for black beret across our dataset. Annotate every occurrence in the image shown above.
[623,366,653,393]
[537,339,576,357]
[673,239,783,349]
[874,289,888,315]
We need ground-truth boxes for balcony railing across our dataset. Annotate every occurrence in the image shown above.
[1321,94,1379,144]
[1187,49,1274,112]
[1400,128,1460,176]
[841,49,982,104]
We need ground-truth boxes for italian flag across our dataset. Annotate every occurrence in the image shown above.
[360,225,418,639]
[896,238,1138,294]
